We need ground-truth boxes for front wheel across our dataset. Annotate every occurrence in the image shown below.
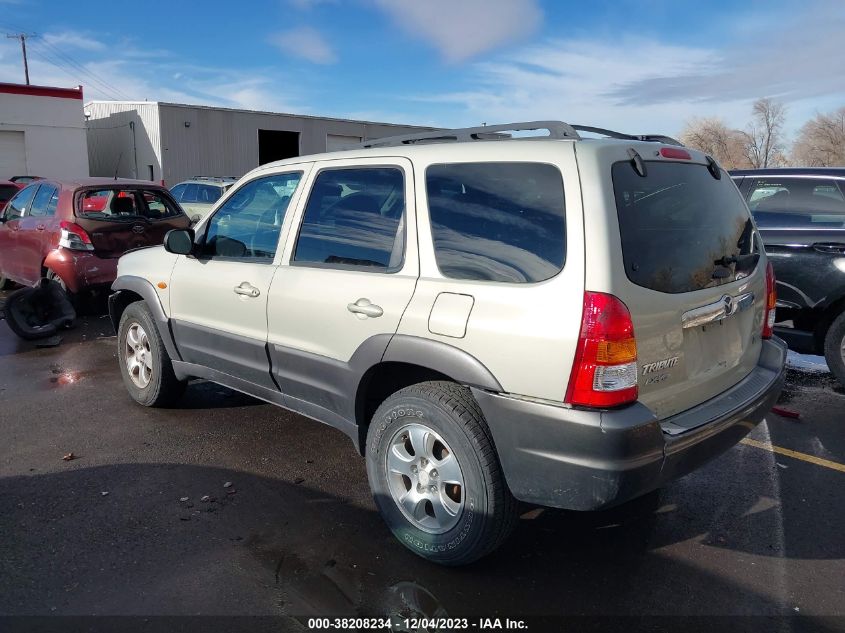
[824,311,845,387]
[366,381,518,566]
[117,301,186,406]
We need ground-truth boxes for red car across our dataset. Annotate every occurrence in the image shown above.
[0,180,23,214]
[0,178,190,293]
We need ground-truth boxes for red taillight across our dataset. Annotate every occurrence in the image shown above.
[660,147,691,160]
[59,220,94,251]
[565,292,638,408]
[763,261,776,339]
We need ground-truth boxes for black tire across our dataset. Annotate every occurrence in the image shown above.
[117,301,186,407]
[366,381,518,566]
[0,274,9,290]
[823,311,845,387]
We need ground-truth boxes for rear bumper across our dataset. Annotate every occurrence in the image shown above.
[474,337,787,511]
[44,248,118,293]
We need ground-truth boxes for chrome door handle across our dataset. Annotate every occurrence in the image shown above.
[347,298,383,318]
[233,282,260,298]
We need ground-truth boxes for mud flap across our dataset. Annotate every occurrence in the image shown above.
[4,279,76,341]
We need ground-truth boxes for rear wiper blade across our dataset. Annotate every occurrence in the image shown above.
[713,255,738,267]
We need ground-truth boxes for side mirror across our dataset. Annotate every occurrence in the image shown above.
[164,228,195,255]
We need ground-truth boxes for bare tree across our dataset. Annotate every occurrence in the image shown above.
[740,98,787,168]
[679,117,749,169]
[792,107,845,166]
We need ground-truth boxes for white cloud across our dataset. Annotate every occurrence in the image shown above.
[42,31,105,52]
[268,27,337,64]
[372,0,542,62]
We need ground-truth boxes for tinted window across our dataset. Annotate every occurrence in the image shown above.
[29,184,59,217]
[747,177,845,229]
[181,183,199,203]
[197,184,223,203]
[170,184,187,201]
[613,161,759,294]
[426,162,566,283]
[77,189,182,220]
[202,173,301,260]
[0,185,19,203]
[4,184,37,220]
[293,168,405,270]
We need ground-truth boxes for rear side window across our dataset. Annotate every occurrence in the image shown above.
[613,162,759,294]
[293,167,406,270]
[426,162,566,283]
[747,177,845,229]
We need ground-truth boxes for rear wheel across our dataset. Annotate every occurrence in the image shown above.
[0,274,9,290]
[823,311,845,387]
[366,381,518,566]
[118,301,186,406]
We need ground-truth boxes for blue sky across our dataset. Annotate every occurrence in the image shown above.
[1,0,843,136]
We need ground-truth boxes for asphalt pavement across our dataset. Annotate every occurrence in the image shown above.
[1,290,843,631]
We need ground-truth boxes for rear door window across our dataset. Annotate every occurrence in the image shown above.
[747,177,845,228]
[28,184,59,217]
[612,161,759,294]
[426,162,566,283]
[293,167,406,270]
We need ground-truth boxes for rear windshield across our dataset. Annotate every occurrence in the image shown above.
[77,189,183,221]
[612,161,759,294]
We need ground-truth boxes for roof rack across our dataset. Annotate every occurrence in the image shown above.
[358,121,581,148]
[357,120,685,149]
[570,125,684,147]
[188,176,238,182]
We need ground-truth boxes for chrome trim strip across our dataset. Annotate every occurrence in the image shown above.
[682,292,754,329]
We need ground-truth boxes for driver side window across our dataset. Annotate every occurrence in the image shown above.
[200,172,302,261]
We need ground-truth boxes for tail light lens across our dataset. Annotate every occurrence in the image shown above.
[59,221,94,251]
[565,292,638,408]
[763,261,776,339]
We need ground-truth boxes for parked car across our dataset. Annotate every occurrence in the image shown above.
[9,176,43,184]
[731,168,845,385]
[0,180,23,213]
[109,122,785,565]
[170,177,237,223]
[0,178,190,293]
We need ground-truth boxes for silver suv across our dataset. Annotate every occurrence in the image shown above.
[108,121,786,565]
[169,177,237,223]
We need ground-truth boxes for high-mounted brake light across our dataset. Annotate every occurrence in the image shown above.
[565,292,638,408]
[660,147,692,160]
[763,261,776,339]
[59,220,94,252]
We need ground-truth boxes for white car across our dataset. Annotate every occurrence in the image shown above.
[169,177,237,223]
[108,121,786,565]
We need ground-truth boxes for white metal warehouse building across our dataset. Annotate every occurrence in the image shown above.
[0,83,89,180]
[84,101,429,186]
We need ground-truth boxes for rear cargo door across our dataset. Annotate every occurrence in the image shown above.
[607,151,767,421]
[74,188,188,258]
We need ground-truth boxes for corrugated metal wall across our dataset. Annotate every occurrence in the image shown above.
[157,104,428,186]
[85,102,162,181]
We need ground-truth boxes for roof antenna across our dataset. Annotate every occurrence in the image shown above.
[113,151,123,180]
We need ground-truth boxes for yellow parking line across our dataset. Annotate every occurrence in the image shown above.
[740,438,845,473]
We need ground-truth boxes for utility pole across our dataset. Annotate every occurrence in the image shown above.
[6,33,34,85]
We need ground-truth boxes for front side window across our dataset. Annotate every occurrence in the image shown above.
[29,184,59,217]
[747,177,845,229]
[426,162,566,283]
[293,167,406,270]
[4,184,38,220]
[201,172,302,260]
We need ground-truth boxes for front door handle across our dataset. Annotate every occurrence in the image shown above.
[233,281,260,298]
[812,242,845,254]
[347,298,383,318]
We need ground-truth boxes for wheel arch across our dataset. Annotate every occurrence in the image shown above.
[110,275,182,361]
[814,294,845,353]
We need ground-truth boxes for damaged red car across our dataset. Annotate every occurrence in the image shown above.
[0,178,190,293]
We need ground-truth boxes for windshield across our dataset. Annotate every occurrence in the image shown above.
[612,161,760,294]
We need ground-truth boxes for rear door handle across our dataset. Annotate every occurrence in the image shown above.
[812,242,845,254]
[233,282,260,298]
[347,298,383,318]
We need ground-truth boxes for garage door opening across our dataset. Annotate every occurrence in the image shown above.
[258,129,300,165]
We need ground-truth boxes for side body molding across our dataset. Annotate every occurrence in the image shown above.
[109,275,182,362]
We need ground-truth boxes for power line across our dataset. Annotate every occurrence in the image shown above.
[26,44,124,101]
[34,37,133,100]
[5,33,34,84]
